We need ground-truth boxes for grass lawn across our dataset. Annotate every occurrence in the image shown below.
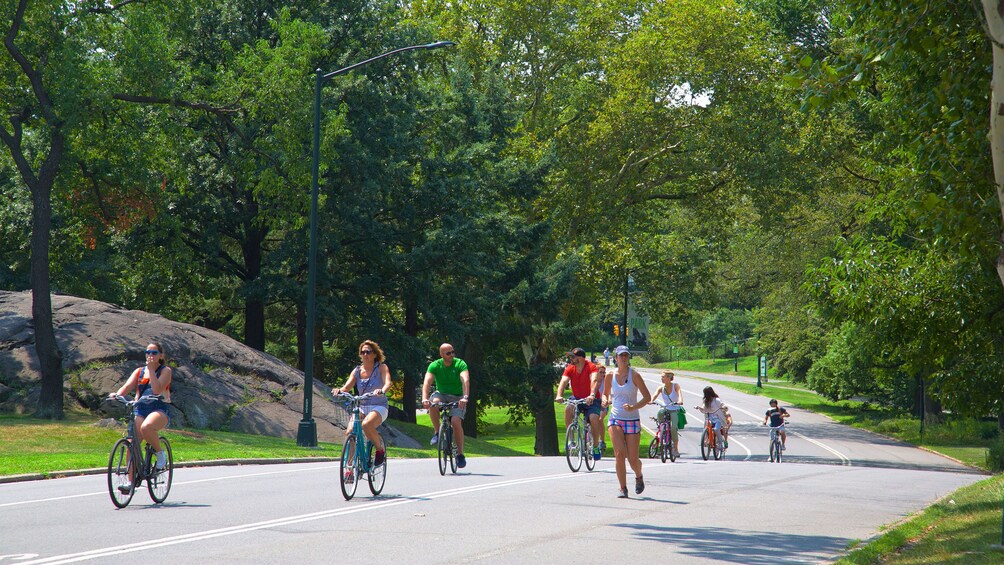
[0,403,583,477]
[837,474,1004,564]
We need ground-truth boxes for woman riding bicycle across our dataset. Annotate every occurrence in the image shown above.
[650,371,682,458]
[695,386,731,450]
[109,341,172,472]
[337,340,392,473]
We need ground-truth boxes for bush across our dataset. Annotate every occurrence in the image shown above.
[986,436,1004,472]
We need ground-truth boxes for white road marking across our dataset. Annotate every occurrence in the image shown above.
[17,472,588,564]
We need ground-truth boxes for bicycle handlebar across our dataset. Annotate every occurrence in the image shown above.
[108,394,164,406]
[430,401,460,409]
[336,391,380,402]
[557,397,594,406]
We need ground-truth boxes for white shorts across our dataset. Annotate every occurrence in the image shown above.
[353,405,387,425]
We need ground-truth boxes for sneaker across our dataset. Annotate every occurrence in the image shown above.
[781,444,786,451]
[599,440,606,451]
[617,487,629,498]
[117,482,132,494]
[155,450,167,470]
[429,433,439,445]
[374,450,385,466]
[343,471,354,484]
[635,476,645,495]
[723,440,729,449]
[592,447,601,461]
[673,450,681,458]
[456,453,467,468]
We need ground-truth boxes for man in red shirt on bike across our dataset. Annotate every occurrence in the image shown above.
[555,347,604,461]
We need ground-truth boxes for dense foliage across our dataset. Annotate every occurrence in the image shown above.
[3,0,1003,430]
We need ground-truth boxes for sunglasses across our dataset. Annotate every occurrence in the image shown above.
[144,350,160,356]
[444,350,455,356]
[360,350,374,355]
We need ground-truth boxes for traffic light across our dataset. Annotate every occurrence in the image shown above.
[613,324,619,336]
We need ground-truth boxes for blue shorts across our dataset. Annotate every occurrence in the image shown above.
[571,397,602,420]
[134,397,170,426]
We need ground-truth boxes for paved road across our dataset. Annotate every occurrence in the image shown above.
[0,369,984,564]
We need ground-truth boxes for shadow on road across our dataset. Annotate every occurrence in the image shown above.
[613,523,847,564]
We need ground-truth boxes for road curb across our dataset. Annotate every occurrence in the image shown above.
[0,457,342,485]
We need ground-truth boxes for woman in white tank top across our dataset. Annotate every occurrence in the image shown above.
[651,371,682,458]
[602,345,651,498]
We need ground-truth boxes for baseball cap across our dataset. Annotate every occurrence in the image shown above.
[614,345,630,356]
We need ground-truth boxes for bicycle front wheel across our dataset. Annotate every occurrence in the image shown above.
[340,435,359,500]
[565,422,582,472]
[713,434,723,460]
[584,424,595,471]
[107,438,135,508]
[660,428,669,464]
[700,428,711,461]
[146,436,173,503]
[368,434,387,495]
[437,426,449,476]
[647,435,660,459]
[449,430,458,474]
[772,439,782,463]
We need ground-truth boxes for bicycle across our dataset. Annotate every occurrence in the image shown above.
[699,414,725,461]
[432,401,460,475]
[336,391,387,500]
[647,401,680,463]
[106,395,174,508]
[768,424,785,463]
[558,398,596,472]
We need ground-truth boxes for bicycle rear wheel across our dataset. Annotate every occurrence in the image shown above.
[700,428,711,461]
[146,436,173,503]
[340,435,359,500]
[584,424,595,471]
[107,438,135,508]
[368,435,387,495]
[565,422,582,472]
[437,426,449,476]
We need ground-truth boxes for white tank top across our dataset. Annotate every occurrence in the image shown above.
[609,369,640,421]
[659,384,680,410]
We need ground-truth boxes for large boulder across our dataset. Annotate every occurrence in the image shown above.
[0,291,414,446]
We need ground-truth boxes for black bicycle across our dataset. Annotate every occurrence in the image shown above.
[433,401,460,475]
[106,395,174,508]
[559,398,596,472]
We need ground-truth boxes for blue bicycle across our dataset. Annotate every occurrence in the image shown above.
[336,391,387,500]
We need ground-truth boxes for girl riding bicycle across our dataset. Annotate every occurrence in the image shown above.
[650,371,682,458]
[337,340,392,476]
[695,386,731,450]
[109,341,172,472]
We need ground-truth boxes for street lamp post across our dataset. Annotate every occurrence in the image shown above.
[297,41,456,447]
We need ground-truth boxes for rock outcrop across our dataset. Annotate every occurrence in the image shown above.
[0,291,416,447]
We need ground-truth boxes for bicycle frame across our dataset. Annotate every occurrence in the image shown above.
[337,391,386,499]
[768,424,785,463]
[433,402,459,475]
[700,414,724,461]
[107,395,172,508]
[561,398,595,472]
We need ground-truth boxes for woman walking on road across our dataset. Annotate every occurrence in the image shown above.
[603,345,651,498]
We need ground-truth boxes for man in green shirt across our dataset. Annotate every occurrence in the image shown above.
[422,343,471,468]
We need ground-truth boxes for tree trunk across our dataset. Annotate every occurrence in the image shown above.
[31,174,64,419]
[400,297,419,424]
[981,1,1004,290]
[242,225,266,351]
[532,378,558,456]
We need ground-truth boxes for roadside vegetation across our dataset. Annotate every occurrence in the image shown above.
[665,362,1004,564]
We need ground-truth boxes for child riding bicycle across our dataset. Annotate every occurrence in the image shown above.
[695,386,731,449]
[763,398,790,451]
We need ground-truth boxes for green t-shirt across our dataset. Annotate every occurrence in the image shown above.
[426,358,468,395]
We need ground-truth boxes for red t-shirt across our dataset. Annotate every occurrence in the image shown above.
[562,361,598,399]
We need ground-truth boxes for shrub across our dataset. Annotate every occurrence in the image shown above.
[986,436,1004,472]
